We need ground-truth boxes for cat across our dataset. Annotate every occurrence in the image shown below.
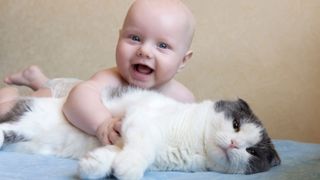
[0,87,280,179]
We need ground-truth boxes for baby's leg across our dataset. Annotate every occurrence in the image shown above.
[0,87,19,115]
[4,65,49,91]
[0,85,51,117]
[30,87,52,97]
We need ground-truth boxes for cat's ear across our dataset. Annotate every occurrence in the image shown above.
[237,98,252,113]
[270,151,281,167]
[267,143,281,167]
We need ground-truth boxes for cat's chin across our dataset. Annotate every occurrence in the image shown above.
[206,147,231,172]
[213,145,229,161]
[221,148,233,164]
[207,144,248,174]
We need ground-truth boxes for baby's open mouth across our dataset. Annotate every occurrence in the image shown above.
[133,64,154,75]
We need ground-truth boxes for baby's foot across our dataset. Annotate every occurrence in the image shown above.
[4,65,49,91]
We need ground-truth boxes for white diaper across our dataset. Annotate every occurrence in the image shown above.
[44,78,82,98]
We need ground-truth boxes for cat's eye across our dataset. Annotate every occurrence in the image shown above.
[246,148,258,156]
[233,119,240,132]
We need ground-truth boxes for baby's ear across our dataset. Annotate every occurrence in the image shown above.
[178,50,193,72]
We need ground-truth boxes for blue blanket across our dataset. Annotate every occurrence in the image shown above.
[0,140,319,180]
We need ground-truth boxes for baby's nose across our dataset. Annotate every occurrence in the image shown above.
[136,43,153,59]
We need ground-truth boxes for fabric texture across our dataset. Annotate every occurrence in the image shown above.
[0,140,319,180]
[44,78,81,98]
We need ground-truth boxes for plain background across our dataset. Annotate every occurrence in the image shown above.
[0,0,319,143]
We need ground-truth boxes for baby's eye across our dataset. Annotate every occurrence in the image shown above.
[233,119,240,132]
[130,35,140,42]
[158,42,168,49]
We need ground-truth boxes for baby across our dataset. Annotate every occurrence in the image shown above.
[2,0,196,145]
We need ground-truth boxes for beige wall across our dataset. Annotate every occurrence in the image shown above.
[0,0,319,143]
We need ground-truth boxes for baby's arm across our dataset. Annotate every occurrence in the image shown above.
[62,68,122,145]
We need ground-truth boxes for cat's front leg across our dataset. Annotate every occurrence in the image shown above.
[78,145,120,179]
[112,123,160,180]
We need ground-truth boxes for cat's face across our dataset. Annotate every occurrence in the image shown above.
[205,99,280,174]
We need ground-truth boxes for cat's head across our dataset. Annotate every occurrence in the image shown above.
[205,99,280,174]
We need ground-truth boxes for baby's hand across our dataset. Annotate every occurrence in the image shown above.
[96,117,122,145]
[109,120,122,145]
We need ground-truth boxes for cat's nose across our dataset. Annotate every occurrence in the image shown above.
[229,140,239,149]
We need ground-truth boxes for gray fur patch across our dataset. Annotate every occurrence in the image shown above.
[3,130,28,144]
[214,98,262,126]
[0,99,33,123]
[245,135,281,174]
[109,87,130,98]
[108,86,141,99]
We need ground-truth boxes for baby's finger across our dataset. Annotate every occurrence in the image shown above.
[99,135,111,146]
[113,121,122,134]
[109,130,121,145]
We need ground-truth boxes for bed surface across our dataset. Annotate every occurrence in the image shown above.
[0,140,319,180]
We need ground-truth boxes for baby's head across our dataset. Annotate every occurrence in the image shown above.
[116,0,195,89]
[124,0,196,50]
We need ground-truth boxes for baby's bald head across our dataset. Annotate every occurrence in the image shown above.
[123,0,195,50]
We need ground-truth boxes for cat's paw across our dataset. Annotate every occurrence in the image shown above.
[112,150,147,180]
[78,146,118,179]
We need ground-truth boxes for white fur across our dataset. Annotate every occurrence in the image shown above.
[0,88,262,179]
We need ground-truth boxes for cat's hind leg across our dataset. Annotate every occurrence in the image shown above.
[78,145,120,179]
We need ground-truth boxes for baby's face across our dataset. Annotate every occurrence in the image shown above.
[115,0,194,89]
